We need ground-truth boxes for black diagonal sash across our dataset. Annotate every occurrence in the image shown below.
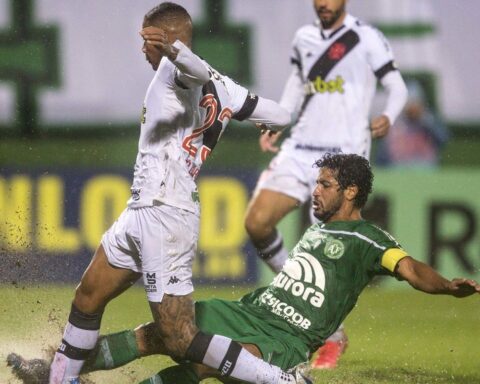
[298,29,360,118]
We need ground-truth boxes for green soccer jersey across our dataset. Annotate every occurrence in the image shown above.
[241,219,408,352]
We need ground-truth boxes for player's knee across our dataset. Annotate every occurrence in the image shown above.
[73,282,106,314]
[244,208,275,240]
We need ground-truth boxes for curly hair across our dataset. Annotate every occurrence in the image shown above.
[314,153,373,208]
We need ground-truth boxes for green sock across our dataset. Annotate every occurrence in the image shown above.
[82,330,140,373]
[138,364,199,384]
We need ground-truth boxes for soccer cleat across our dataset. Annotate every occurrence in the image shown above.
[7,353,50,384]
[289,362,314,384]
[310,331,348,370]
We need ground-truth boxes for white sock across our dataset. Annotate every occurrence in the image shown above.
[196,334,294,383]
[50,322,99,383]
[265,246,289,273]
[230,349,286,384]
[257,232,288,273]
[49,307,101,384]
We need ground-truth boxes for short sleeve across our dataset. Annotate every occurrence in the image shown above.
[363,26,396,79]
[363,224,406,276]
[222,75,259,121]
[290,32,302,70]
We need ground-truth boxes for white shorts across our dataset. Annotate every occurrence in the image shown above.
[101,204,199,302]
[254,150,321,204]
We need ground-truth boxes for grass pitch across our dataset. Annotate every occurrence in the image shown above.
[1,284,478,384]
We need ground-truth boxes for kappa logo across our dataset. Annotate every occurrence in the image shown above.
[325,239,345,259]
[167,276,180,285]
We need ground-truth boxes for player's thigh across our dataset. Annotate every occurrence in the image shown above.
[246,188,300,229]
[195,299,307,370]
[247,154,313,229]
[74,244,141,313]
[141,204,199,303]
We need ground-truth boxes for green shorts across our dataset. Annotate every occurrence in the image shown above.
[195,298,309,370]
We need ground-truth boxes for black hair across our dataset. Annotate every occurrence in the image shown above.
[145,2,191,24]
[314,153,373,208]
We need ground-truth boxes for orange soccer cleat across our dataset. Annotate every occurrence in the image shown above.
[311,329,348,370]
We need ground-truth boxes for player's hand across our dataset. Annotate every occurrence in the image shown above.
[370,115,391,139]
[140,26,178,60]
[257,123,281,153]
[448,278,480,298]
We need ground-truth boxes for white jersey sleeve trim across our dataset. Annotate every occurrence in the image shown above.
[171,40,210,88]
[380,70,408,125]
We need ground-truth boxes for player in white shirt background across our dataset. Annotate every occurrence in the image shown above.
[41,3,312,384]
[244,0,408,370]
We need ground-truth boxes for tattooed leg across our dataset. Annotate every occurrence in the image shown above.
[149,294,198,359]
[149,295,296,384]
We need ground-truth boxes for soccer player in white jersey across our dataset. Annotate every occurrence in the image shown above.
[45,3,312,384]
[244,0,408,370]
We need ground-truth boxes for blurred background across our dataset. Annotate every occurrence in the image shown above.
[0,0,479,287]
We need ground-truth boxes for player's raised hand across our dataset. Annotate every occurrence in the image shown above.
[141,26,178,60]
[448,278,480,298]
[257,123,281,153]
[370,114,391,139]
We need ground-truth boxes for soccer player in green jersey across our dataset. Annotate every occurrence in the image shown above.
[9,153,479,384]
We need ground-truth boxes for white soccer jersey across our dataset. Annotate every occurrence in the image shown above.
[281,14,398,160]
[127,42,260,213]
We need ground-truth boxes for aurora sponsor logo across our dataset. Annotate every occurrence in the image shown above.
[259,291,312,330]
[271,271,324,308]
[272,251,326,307]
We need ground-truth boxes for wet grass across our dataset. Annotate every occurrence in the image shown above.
[1,284,478,383]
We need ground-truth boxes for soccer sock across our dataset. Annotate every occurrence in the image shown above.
[256,229,288,273]
[138,364,199,384]
[185,332,294,383]
[49,304,102,383]
[82,330,140,373]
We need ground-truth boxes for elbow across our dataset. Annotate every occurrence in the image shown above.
[277,107,292,128]
[198,68,211,85]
